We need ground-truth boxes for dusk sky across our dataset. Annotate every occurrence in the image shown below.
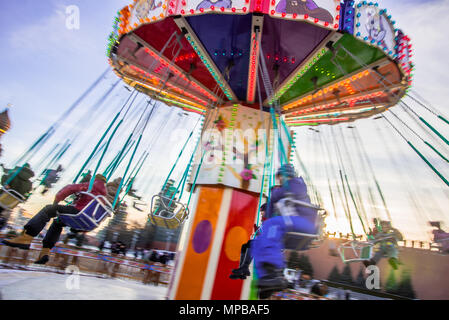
[0,0,448,242]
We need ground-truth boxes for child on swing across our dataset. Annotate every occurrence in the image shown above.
[363,218,403,270]
[2,174,108,265]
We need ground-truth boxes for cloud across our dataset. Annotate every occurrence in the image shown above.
[8,2,99,58]
[381,0,449,108]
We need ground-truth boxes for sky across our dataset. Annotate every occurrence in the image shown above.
[0,0,448,242]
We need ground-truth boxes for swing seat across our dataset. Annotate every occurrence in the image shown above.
[433,235,449,244]
[338,240,374,263]
[149,194,189,229]
[58,192,113,232]
[431,235,449,253]
[278,197,327,251]
[0,188,25,210]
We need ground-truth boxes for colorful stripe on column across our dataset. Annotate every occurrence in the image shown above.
[174,186,225,300]
[210,189,259,299]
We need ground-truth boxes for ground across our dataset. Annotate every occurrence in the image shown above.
[0,267,168,300]
[0,266,387,300]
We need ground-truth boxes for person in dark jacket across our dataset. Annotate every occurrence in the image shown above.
[98,240,105,252]
[310,282,329,297]
[111,241,120,255]
[149,250,159,262]
[41,165,63,195]
[2,174,108,265]
[251,164,317,295]
[430,221,449,253]
[159,253,168,265]
[119,242,127,256]
[0,214,6,230]
[1,163,34,198]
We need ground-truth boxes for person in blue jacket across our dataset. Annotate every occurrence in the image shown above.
[251,164,318,296]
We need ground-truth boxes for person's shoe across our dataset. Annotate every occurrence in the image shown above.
[229,273,246,280]
[258,275,288,289]
[257,263,288,291]
[34,248,50,265]
[232,266,251,275]
[258,288,279,299]
[2,232,33,250]
[229,266,251,280]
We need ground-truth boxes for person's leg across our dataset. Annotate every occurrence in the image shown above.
[2,204,62,249]
[230,240,253,279]
[363,243,386,268]
[34,219,65,264]
[251,217,286,279]
[36,205,79,264]
[252,215,316,278]
[42,220,65,249]
[240,240,253,269]
[24,205,61,237]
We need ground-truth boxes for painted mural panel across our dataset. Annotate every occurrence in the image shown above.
[354,4,396,57]
[129,0,168,25]
[174,0,249,15]
[269,0,340,27]
[189,105,273,193]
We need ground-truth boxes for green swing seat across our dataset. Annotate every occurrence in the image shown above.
[338,240,374,263]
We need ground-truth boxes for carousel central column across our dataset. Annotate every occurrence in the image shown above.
[168,104,272,300]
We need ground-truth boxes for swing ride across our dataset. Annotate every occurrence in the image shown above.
[104,0,421,300]
[2,0,449,301]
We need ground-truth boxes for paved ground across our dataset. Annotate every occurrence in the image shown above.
[0,267,168,300]
[0,266,389,300]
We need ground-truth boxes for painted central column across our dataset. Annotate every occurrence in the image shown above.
[168,104,273,300]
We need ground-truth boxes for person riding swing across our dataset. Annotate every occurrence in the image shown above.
[363,218,403,270]
[251,164,318,298]
[2,174,108,265]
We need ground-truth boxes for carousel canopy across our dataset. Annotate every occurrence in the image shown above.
[108,0,412,126]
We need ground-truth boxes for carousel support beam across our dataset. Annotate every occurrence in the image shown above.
[246,14,264,103]
[264,31,343,106]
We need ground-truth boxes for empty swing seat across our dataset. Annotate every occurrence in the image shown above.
[432,232,449,253]
[277,197,328,251]
[338,240,374,263]
[0,187,25,210]
[58,192,113,232]
[149,194,189,229]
